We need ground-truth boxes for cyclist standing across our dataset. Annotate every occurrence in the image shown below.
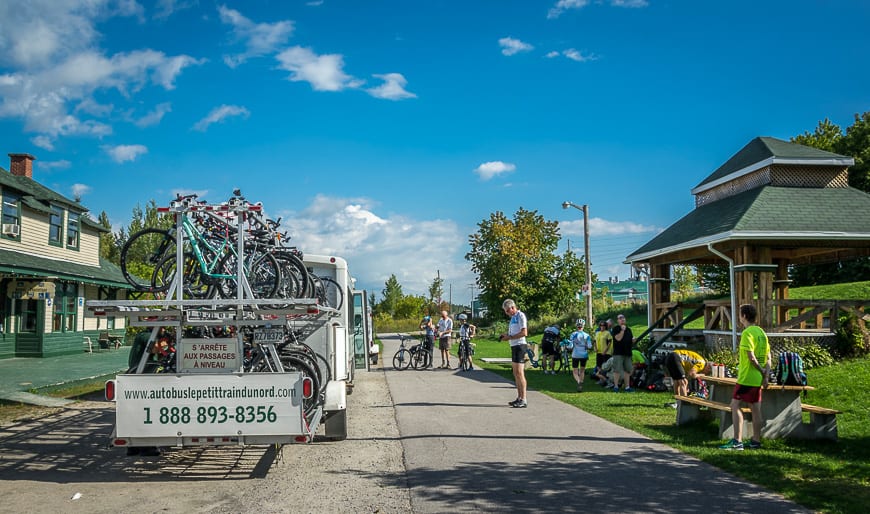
[420,316,435,369]
[457,313,476,371]
[436,310,454,369]
[569,319,593,392]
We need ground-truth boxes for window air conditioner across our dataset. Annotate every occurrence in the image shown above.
[2,223,19,236]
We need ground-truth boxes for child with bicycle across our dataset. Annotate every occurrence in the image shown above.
[457,313,476,371]
[569,319,593,392]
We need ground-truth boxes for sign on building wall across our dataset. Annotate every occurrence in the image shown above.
[8,281,56,300]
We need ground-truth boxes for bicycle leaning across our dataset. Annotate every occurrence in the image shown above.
[392,334,432,371]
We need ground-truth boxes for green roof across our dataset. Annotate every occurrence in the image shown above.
[0,248,131,288]
[0,167,85,212]
[626,186,870,262]
[693,137,854,191]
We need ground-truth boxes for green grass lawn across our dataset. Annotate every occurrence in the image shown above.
[468,336,869,514]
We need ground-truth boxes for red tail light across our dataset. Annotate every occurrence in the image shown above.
[105,380,116,401]
[302,377,313,399]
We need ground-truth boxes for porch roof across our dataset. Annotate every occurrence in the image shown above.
[0,248,131,288]
[625,186,870,264]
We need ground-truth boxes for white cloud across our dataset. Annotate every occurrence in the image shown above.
[366,73,416,100]
[275,46,362,92]
[0,2,203,144]
[135,102,172,127]
[37,160,72,170]
[560,217,659,237]
[547,0,589,19]
[103,144,147,163]
[219,5,295,68]
[307,0,324,5]
[611,0,649,7]
[474,161,516,181]
[563,48,598,62]
[545,51,560,58]
[31,135,54,150]
[283,195,470,296]
[192,104,250,131]
[499,37,534,56]
[71,183,91,198]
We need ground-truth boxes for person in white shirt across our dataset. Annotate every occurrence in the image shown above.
[569,319,593,392]
[436,310,454,369]
[499,299,528,408]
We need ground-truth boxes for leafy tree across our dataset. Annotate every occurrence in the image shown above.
[368,291,377,311]
[97,211,120,264]
[427,275,444,312]
[840,111,870,194]
[792,118,842,153]
[380,274,403,317]
[672,265,696,298]
[548,250,590,315]
[394,294,427,319]
[697,264,730,295]
[466,208,566,319]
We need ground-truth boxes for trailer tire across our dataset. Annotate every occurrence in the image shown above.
[323,409,347,441]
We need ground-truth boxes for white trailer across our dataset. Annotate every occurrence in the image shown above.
[92,198,359,449]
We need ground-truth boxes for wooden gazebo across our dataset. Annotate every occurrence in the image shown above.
[625,137,870,349]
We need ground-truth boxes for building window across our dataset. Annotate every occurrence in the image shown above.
[108,316,116,330]
[49,205,64,246]
[67,211,80,249]
[2,190,21,240]
[53,283,77,332]
[19,299,37,333]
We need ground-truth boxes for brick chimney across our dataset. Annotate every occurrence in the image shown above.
[9,153,36,179]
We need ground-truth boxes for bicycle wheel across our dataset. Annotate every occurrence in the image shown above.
[553,353,565,372]
[314,276,344,309]
[459,345,469,371]
[411,349,428,370]
[120,228,176,291]
[217,251,280,299]
[153,250,217,299]
[272,251,306,299]
[393,349,411,370]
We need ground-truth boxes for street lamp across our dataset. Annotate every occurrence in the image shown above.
[562,201,593,325]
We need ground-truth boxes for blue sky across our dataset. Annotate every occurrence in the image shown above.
[1,0,868,300]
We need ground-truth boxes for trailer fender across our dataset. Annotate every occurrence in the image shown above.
[323,380,347,412]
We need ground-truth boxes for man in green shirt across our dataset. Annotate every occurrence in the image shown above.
[720,304,771,450]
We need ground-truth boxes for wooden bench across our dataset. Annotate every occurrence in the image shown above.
[798,404,841,441]
[674,395,752,439]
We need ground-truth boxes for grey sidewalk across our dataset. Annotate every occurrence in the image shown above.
[0,347,130,405]
[378,333,809,513]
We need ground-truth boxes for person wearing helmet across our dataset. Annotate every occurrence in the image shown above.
[420,315,435,369]
[570,319,593,392]
[457,313,476,371]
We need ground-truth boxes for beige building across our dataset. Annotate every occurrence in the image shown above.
[0,153,130,358]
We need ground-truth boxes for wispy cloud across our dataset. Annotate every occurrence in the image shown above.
[37,159,71,170]
[135,102,172,127]
[548,0,589,19]
[192,104,250,131]
[611,0,649,7]
[219,5,294,68]
[499,37,534,56]
[563,48,598,62]
[474,161,516,180]
[306,0,324,5]
[545,51,560,58]
[154,0,196,20]
[367,73,416,100]
[275,46,362,92]
[560,217,659,237]
[103,144,148,163]
[31,135,55,151]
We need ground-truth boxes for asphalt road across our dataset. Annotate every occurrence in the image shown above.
[0,334,809,513]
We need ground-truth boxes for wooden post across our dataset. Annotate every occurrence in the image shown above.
[757,247,773,329]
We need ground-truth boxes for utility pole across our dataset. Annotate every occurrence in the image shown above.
[468,283,476,319]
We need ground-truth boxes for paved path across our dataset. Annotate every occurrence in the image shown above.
[378,333,808,513]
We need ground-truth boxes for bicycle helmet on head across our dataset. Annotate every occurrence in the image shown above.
[457,313,467,321]
[422,316,431,322]
[576,318,586,327]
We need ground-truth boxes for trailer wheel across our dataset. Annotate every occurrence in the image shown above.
[323,409,347,441]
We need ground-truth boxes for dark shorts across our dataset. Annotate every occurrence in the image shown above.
[596,353,611,368]
[732,384,762,403]
[439,336,451,350]
[511,344,528,364]
[572,357,588,369]
[665,352,687,380]
[423,335,434,351]
[541,340,558,356]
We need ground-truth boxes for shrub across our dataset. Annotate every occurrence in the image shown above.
[777,338,835,369]
[834,312,870,358]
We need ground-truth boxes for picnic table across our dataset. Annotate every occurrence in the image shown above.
[675,374,839,441]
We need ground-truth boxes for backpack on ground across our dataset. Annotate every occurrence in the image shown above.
[776,351,807,387]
